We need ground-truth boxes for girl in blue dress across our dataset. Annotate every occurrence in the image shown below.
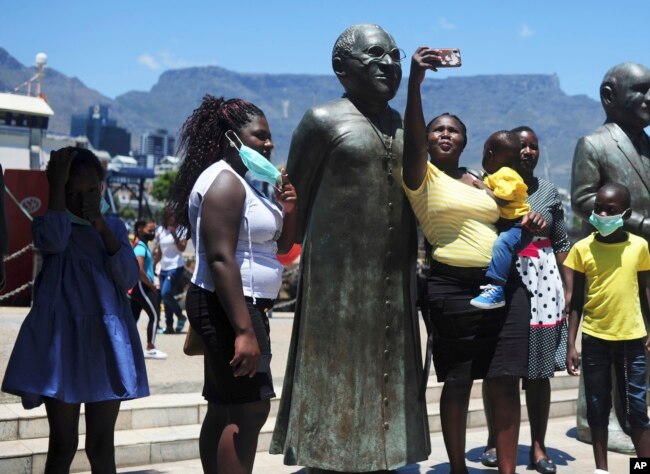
[2,147,149,473]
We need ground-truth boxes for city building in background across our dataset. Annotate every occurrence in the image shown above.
[134,129,179,171]
[70,104,131,156]
[140,129,175,161]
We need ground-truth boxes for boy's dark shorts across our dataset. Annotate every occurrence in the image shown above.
[582,333,650,430]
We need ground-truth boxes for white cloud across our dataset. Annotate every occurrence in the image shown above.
[438,17,457,30]
[138,51,212,71]
[137,54,160,70]
[519,23,535,38]
[158,51,191,69]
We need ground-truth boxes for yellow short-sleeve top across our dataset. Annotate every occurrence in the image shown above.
[483,167,530,219]
[403,162,499,268]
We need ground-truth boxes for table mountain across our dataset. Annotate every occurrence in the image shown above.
[0,47,604,189]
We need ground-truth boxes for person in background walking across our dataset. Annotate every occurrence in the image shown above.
[130,219,167,359]
[155,209,188,333]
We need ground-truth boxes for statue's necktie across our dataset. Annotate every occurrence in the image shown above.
[636,133,650,159]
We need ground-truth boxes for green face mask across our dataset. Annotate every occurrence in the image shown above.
[588,211,625,236]
[66,199,110,226]
[226,131,280,186]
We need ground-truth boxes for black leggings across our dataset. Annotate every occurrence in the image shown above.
[44,397,121,474]
[130,281,160,345]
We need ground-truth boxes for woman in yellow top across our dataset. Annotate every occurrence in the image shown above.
[470,131,531,309]
[403,46,544,474]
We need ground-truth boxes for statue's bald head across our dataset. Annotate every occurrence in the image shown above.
[600,62,650,130]
[601,63,649,99]
[332,24,391,63]
[330,23,402,105]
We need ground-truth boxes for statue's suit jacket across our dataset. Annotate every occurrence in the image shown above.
[571,122,650,238]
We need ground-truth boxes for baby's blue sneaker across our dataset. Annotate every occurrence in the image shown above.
[470,284,505,309]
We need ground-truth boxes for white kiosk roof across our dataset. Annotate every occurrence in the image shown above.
[0,92,54,117]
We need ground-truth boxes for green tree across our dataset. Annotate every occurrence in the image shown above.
[151,171,177,203]
[120,205,137,221]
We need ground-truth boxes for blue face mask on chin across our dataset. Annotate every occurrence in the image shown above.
[226,130,280,186]
[588,211,626,237]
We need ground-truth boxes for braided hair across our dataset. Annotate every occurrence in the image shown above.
[167,95,265,230]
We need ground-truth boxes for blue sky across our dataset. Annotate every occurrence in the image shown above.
[2,0,648,101]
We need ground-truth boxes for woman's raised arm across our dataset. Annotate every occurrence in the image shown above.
[403,47,441,190]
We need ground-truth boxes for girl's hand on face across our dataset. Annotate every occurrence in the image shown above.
[81,187,102,227]
[275,168,297,214]
[47,149,76,189]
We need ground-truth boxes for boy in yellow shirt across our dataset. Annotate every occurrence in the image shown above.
[564,182,650,474]
[470,130,531,309]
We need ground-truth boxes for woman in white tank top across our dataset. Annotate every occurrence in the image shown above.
[154,211,188,334]
[166,96,297,474]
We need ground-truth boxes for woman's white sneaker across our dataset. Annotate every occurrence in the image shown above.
[144,348,168,359]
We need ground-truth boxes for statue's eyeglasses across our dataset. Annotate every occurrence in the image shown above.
[349,45,406,63]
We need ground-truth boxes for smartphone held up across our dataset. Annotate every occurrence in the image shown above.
[435,48,462,67]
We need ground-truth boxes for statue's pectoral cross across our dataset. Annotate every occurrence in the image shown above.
[381,136,396,181]
[383,151,397,176]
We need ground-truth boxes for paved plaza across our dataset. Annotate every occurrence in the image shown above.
[0,305,637,473]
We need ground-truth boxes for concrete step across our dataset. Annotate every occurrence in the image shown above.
[423,371,579,404]
[0,393,206,443]
[0,392,280,443]
[0,417,282,473]
[0,422,205,473]
[427,387,578,433]
[0,373,579,443]
[75,416,638,474]
[0,385,581,473]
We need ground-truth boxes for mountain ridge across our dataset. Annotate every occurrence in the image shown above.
[0,47,604,189]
